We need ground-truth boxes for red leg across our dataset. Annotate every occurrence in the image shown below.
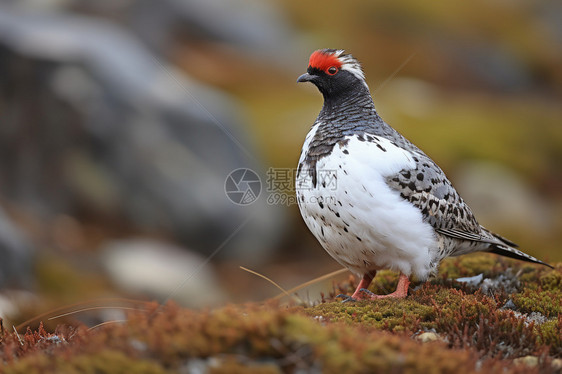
[349,273,410,300]
[369,273,410,299]
[350,271,376,300]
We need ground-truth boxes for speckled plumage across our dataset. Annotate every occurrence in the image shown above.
[296,49,551,299]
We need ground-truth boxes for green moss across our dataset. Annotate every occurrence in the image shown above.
[512,289,562,318]
[518,264,562,289]
[207,357,282,374]
[34,253,109,302]
[432,288,494,322]
[310,269,561,359]
[536,317,562,354]
[279,313,489,374]
[437,253,503,279]
[2,256,560,373]
[537,266,562,291]
[1,354,52,374]
[368,270,402,294]
[3,350,168,374]
[518,265,542,284]
[0,303,524,374]
[304,298,435,332]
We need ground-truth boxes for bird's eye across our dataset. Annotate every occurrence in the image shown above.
[327,66,338,75]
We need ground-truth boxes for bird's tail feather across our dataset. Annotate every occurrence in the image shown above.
[489,244,553,269]
[480,225,519,248]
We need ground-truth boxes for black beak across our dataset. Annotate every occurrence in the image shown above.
[297,73,316,83]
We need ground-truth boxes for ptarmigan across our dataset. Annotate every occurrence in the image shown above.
[296,49,552,300]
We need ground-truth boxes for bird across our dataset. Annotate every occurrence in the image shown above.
[295,48,552,301]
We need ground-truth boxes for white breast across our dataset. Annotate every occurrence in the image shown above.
[296,133,439,280]
[298,122,320,166]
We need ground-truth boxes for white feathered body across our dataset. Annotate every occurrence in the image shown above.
[295,49,550,282]
[297,125,440,280]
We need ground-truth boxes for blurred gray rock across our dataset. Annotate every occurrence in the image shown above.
[0,6,284,264]
[9,0,300,69]
[128,0,299,65]
[538,1,562,46]
[453,162,553,235]
[0,208,34,288]
[454,269,522,295]
[101,239,226,307]
[480,270,521,296]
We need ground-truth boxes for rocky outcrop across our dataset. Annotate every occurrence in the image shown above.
[0,5,285,264]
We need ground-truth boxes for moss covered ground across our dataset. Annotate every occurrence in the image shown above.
[0,254,560,373]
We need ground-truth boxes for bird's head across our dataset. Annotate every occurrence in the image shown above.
[297,49,368,99]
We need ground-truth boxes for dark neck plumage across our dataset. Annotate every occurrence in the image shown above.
[318,82,376,125]
[317,81,411,147]
[299,79,413,187]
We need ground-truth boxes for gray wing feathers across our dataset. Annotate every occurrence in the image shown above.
[435,228,500,245]
[385,149,553,267]
[385,151,482,237]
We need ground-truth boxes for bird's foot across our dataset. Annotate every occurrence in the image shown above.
[338,273,410,301]
[358,288,389,299]
[338,288,408,300]
[351,274,411,300]
[336,294,357,303]
[337,287,408,302]
[364,289,408,299]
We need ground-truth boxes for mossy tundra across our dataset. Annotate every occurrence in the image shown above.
[0,254,560,373]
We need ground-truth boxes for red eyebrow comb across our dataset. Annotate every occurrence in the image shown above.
[308,50,342,71]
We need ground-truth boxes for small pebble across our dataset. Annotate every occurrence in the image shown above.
[455,273,483,286]
[416,332,439,343]
[513,355,538,367]
[552,358,562,371]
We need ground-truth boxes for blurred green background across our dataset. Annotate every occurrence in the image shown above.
[0,0,560,324]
